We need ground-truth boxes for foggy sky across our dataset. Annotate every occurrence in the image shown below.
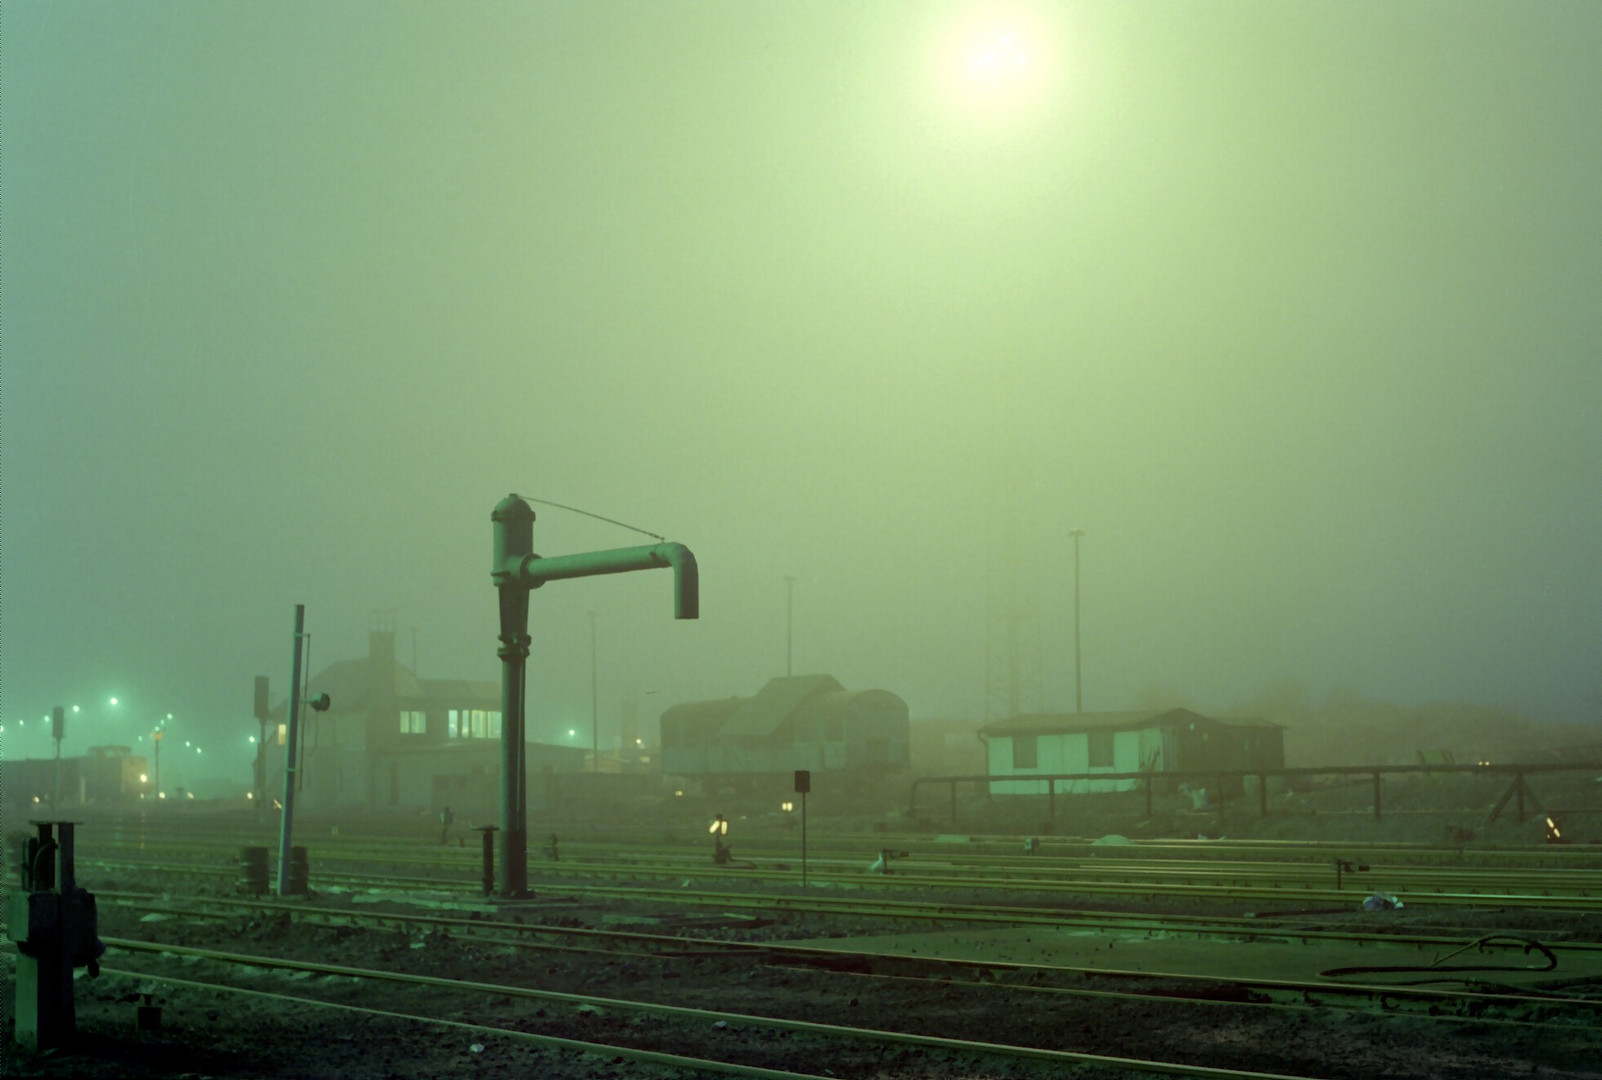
[4,1,1599,783]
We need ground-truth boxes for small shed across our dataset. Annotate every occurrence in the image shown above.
[981,708,1283,795]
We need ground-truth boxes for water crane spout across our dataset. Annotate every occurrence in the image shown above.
[489,494,699,898]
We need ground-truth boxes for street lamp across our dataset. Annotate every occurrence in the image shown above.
[1070,528,1085,713]
[151,729,164,797]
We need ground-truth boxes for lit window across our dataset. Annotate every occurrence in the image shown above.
[399,710,427,734]
[488,711,502,739]
[448,710,459,738]
[471,710,486,738]
[276,723,287,747]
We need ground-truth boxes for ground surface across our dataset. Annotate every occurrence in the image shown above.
[6,863,1602,1080]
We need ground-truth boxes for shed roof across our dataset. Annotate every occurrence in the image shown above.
[981,707,1277,737]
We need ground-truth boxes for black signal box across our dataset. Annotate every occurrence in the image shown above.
[51,706,65,743]
[254,676,270,721]
[794,769,811,794]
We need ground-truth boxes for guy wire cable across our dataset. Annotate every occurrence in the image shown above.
[516,495,665,542]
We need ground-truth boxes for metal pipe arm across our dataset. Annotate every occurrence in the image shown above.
[512,543,699,619]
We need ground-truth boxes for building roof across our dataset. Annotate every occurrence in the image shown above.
[719,675,845,738]
[981,707,1278,737]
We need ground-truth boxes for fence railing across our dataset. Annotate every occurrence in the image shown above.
[908,762,1602,826]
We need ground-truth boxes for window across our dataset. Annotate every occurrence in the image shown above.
[276,723,287,747]
[1012,734,1038,769]
[399,710,427,734]
[446,709,504,739]
[1088,730,1114,768]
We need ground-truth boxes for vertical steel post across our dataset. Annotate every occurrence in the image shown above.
[590,611,599,771]
[276,605,307,896]
[800,788,808,887]
[493,496,535,898]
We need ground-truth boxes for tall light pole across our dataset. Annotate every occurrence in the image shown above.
[589,610,599,771]
[1070,529,1085,713]
[785,575,797,677]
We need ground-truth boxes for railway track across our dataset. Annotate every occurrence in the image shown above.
[15,817,1602,1079]
[92,891,1602,1031]
[92,936,1342,1080]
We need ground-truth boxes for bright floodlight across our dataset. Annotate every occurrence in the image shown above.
[109,697,119,705]
[931,7,1061,127]
[968,33,1027,78]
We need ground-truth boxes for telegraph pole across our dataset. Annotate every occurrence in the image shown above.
[1070,529,1085,713]
[785,575,797,677]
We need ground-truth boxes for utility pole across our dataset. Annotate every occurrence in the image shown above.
[785,575,797,677]
[276,605,308,896]
[1070,529,1085,713]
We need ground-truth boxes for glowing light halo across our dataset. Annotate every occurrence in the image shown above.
[926,5,1064,130]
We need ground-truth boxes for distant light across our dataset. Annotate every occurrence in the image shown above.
[246,792,254,800]
[158,791,167,799]
[109,697,119,706]
[635,738,643,746]
[195,747,203,754]
[185,741,191,748]
[32,796,41,804]
[782,800,793,813]
[186,791,195,800]
[567,728,576,738]
[249,735,257,744]
[674,790,684,798]
[166,713,173,721]
[72,706,80,713]
[139,773,148,783]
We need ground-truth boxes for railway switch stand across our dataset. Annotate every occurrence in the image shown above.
[543,834,561,861]
[8,821,102,1051]
[1333,858,1369,891]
